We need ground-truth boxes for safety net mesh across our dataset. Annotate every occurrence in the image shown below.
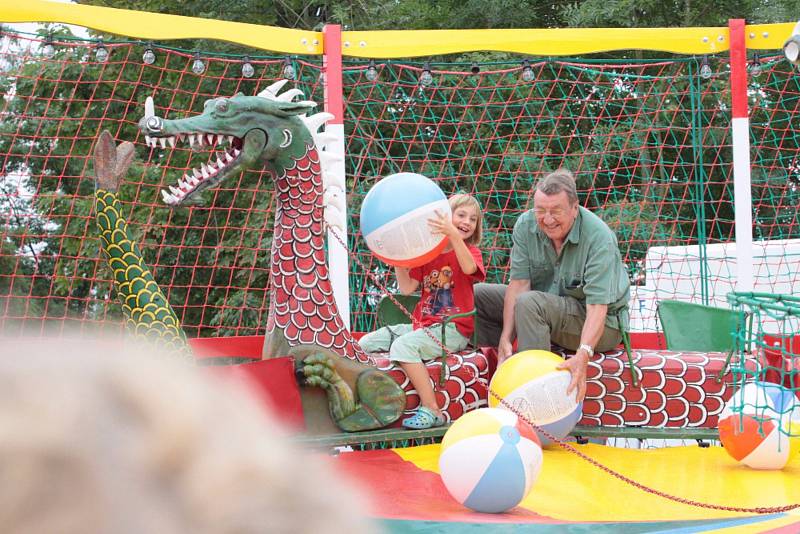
[728,292,800,437]
[1,29,799,340]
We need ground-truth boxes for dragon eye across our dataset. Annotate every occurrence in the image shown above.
[215,99,229,113]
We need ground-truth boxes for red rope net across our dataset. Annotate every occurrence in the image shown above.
[1,31,798,339]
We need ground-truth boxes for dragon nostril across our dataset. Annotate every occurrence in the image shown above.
[146,116,163,132]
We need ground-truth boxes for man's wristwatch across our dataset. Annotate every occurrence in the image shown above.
[578,343,594,358]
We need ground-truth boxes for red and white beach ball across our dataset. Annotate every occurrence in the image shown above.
[718,381,800,470]
[360,173,450,268]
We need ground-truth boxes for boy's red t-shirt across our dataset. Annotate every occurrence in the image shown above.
[408,245,486,339]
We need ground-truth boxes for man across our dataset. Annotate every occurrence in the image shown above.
[475,168,630,401]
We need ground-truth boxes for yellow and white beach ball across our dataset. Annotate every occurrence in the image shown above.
[489,350,583,446]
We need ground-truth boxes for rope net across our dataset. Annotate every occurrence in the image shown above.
[1,29,799,340]
[727,292,800,437]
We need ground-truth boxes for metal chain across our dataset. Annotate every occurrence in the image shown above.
[328,228,799,514]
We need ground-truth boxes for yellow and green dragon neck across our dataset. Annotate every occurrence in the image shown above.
[94,186,191,357]
[138,81,369,363]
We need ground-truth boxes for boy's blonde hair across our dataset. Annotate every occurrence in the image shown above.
[448,193,483,246]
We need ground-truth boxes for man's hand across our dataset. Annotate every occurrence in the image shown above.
[497,337,514,367]
[557,350,590,402]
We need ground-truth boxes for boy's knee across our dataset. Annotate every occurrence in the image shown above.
[388,336,421,363]
[357,332,381,353]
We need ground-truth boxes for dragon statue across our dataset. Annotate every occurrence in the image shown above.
[93,78,769,438]
[92,81,406,432]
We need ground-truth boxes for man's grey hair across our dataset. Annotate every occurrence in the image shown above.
[536,168,579,204]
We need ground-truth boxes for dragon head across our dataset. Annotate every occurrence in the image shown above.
[138,80,332,207]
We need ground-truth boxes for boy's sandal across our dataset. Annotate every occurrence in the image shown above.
[402,406,445,430]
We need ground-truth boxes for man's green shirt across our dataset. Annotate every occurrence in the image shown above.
[509,207,630,331]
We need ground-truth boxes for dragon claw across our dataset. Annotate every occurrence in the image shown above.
[294,347,405,431]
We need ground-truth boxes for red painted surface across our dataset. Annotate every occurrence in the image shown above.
[728,19,749,119]
[762,334,800,394]
[189,335,264,358]
[332,449,554,523]
[204,356,305,431]
[322,24,344,125]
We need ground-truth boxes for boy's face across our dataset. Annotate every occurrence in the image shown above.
[452,204,478,241]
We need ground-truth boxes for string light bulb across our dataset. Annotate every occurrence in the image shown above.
[784,21,800,66]
[142,42,156,65]
[241,56,255,78]
[521,59,534,82]
[42,34,55,59]
[419,62,433,87]
[750,54,762,78]
[282,57,296,80]
[365,60,378,82]
[94,39,109,62]
[470,62,480,75]
[191,52,205,74]
[700,56,713,79]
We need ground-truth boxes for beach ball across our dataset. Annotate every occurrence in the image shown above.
[718,381,800,470]
[489,350,583,446]
[439,407,542,513]
[360,173,451,268]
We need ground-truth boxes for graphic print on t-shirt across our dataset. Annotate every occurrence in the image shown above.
[421,265,457,317]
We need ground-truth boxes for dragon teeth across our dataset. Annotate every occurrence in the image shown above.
[216,157,225,168]
[159,138,167,149]
[187,174,200,186]
[216,134,224,144]
[201,165,210,179]
[206,134,215,145]
[168,185,183,196]
[233,148,241,157]
[161,189,178,204]
[168,136,176,148]
[227,135,234,145]
[225,152,234,162]
[188,135,196,147]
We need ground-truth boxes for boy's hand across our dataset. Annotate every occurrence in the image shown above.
[428,210,459,240]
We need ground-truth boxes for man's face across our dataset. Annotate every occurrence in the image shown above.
[533,190,579,244]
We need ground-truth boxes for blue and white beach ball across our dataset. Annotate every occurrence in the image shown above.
[489,350,583,446]
[360,173,451,268]
[439,407,542,513]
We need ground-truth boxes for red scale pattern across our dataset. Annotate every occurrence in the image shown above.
[374,347,760,428]
[373,350,492,422]
[266,144,371,363]
[564,349,761,428]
